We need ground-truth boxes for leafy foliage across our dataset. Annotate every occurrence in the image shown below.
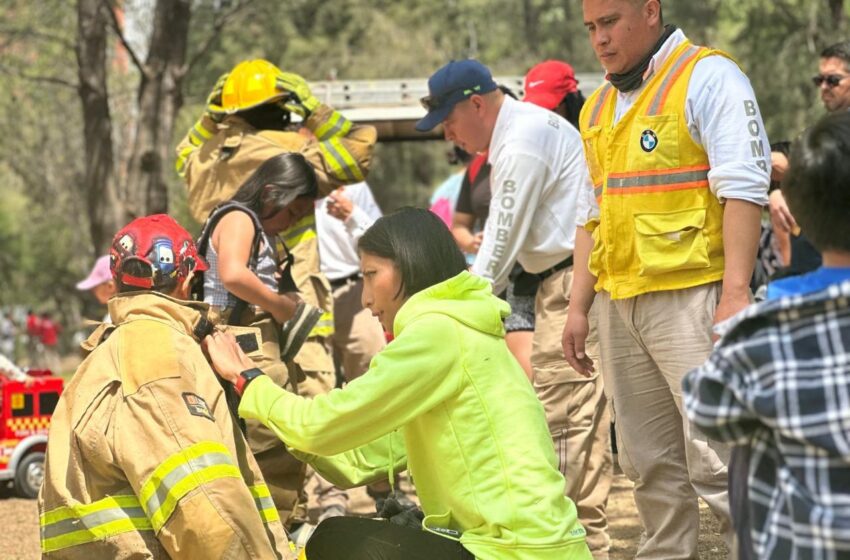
[0,0,848,342]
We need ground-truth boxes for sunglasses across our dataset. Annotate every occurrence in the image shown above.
[812,74,849,88]
[420,85,483,111]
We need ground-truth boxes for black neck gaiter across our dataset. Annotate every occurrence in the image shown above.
[608,24,678,93]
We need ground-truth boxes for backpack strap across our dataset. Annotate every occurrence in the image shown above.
[196,201,265,326]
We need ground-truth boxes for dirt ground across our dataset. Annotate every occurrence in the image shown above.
[606,474,728,560]
[1,473,727,559]
[0,488,39,560]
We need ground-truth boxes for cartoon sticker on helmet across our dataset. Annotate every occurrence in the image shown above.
[151,239,175,276]
[115,234,135,255]
[178,240,195,277]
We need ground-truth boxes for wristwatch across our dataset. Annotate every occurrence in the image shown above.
[235,367,265,396]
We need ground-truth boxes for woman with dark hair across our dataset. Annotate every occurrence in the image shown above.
[205,207,591,560]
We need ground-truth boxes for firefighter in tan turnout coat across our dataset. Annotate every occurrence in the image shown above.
[175,59,377,524]
[38,215,294,559]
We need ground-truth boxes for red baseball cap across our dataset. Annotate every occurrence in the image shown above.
[523,60,579,110]
[110,214,207,290]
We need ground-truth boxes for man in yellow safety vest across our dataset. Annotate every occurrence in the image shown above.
[564,1,770,557]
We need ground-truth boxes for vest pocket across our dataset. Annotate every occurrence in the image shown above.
[627,114,679,171]
[587,221,605,280]
[633,208,710,276]
[581,126,604,188]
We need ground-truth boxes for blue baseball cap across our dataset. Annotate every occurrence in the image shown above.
[416,60,498,132]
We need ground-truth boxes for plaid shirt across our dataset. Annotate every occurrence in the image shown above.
[683,279,850,560]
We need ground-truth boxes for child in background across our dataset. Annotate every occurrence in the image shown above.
[76,255,118,322]
[683,112,850,559]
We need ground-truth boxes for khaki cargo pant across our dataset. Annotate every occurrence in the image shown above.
[330,277,386,381]
[532,267,612,559]
[596,282,734,559]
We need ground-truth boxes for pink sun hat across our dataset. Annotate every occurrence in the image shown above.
[76,255,113,291]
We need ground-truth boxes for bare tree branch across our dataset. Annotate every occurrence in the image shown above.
[102,0,147,76]
[0,62,77,89]
[182,0,256,76]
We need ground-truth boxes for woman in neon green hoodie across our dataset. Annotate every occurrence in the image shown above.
[206,208,591,560]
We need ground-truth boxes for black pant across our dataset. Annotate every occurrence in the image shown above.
[304,517,474,560]
[728,445,755,560]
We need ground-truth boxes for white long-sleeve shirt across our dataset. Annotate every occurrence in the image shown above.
[316,182,383,281]
[471,96,590,294]
[576,29,771,226]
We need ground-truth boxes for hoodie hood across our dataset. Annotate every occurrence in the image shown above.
[393,271,510,337]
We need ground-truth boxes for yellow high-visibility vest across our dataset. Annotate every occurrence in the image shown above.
[580,41,732,300]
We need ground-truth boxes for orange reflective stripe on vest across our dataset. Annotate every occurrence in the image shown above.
[606,165,710,195]
[593,185,603,201]
[587,83,614,129]
[646,45,701,116]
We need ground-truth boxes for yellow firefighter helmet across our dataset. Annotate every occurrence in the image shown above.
[220,59,287,112]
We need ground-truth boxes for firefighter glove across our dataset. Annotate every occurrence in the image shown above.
[275,72,320,117]
[376,496,424,531]
[279,302,322,363]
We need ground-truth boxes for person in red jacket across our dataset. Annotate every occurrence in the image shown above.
[39,312,61,373]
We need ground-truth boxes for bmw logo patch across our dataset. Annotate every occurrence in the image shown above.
[640,130,658,152]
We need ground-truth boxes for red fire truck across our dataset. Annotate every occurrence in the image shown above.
[0,370,63,498]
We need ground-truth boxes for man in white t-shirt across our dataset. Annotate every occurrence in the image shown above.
[315,182,385,381]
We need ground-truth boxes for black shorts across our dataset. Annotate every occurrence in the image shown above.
[504,267,539,332]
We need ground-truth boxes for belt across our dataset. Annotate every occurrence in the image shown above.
[536,255,574,281]
[329,273,361,290]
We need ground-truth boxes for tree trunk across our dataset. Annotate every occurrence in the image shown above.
[561,0,575,60]
[523,0,539,54]
[123,0,191,217]
[829,0,845,30]
[76,0,125,253]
